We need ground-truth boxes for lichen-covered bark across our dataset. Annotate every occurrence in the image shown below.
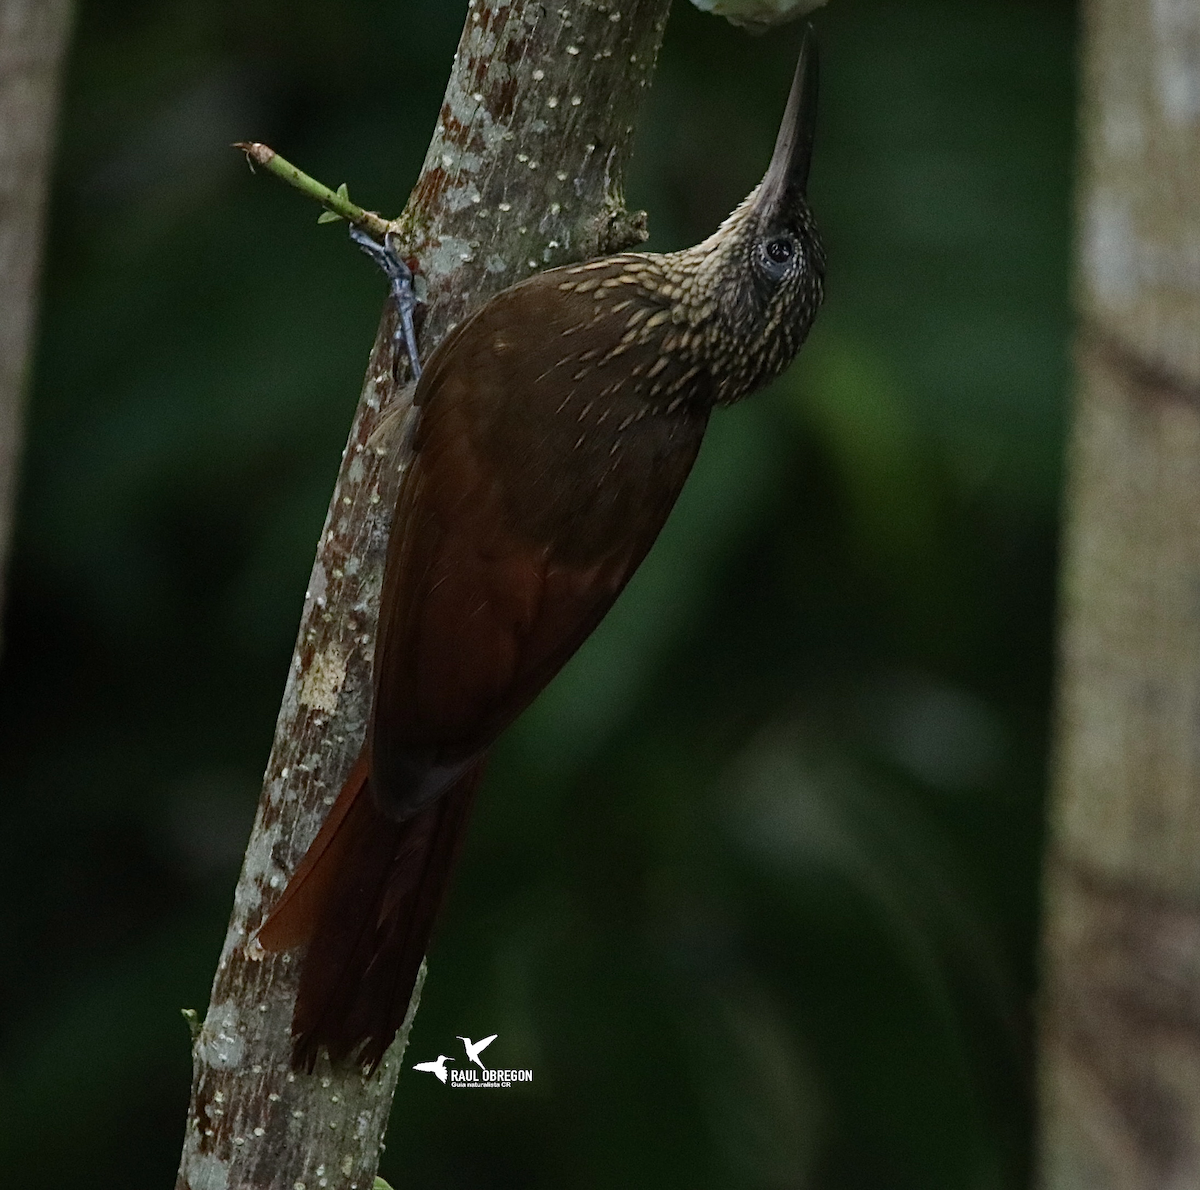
[0,0,71,647]
[176,3,672,1188]
[1039,0,1200,1185]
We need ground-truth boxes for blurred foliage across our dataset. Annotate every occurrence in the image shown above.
[0,0,1073,1186]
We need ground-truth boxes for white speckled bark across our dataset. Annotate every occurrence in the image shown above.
[176,2,672,1188]
[1040,0,1200,1186]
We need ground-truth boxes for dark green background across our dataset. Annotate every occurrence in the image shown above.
[0,0,1073,1185]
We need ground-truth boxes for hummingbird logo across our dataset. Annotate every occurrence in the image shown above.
[412,1032,532,1088]
[457,1033,497,1070]
[411,1054,454,1084]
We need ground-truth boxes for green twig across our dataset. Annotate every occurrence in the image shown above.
[181,1008,201,1043]
[234,142,395,239]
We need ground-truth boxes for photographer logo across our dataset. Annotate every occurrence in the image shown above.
[412,1033,533,1089]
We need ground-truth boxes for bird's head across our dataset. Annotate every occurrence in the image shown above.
[693,28,826,402]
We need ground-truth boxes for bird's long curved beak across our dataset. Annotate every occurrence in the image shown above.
[755,26,819,217]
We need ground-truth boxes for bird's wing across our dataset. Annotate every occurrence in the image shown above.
[369,270,710,818]
[475,1034,498,1054]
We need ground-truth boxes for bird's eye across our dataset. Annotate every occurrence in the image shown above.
[765,237,795,265]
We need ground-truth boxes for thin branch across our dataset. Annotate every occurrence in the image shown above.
[233,142,396,239]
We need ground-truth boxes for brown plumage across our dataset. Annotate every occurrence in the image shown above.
[256,30,826,1072]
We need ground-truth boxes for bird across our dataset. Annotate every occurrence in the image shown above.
[255,28,826,1074]
[412,1055,455,1084]
[457,1033,498,1070]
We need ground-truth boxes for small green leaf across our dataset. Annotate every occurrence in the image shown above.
[336,181,350,199]
[373,1179,395,1190]
[317,209,343,223]
[181,1008,202,1042]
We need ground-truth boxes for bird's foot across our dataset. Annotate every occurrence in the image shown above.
[350,226,423,382]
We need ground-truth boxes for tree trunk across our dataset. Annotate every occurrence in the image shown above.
[0,0,71,645]
[1039,0,1200,1185]
[176,2,672,1188]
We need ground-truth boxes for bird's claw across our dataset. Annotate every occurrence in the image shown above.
[350,225,423,382]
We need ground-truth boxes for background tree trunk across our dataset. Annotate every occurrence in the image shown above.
[0,0,71,646]
[176,2,672,1187]
[1039,0,1200,1185]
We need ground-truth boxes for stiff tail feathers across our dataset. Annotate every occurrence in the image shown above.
[255,754,483,1072]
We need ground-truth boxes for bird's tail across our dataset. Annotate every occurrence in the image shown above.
[255,752,483,1072]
